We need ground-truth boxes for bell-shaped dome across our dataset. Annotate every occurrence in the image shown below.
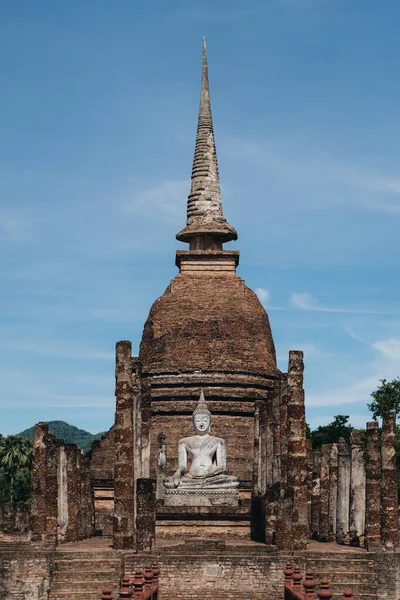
[139,265,277,378]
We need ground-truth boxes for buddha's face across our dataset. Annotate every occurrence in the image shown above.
[193,412,211,435]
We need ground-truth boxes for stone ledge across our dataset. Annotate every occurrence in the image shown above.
[163,487,240,507]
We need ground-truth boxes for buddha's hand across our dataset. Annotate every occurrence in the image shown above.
[208,466,224,477]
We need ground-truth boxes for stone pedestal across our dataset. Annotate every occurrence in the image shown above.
[164,488,239,507]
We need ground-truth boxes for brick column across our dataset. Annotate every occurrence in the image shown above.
[287,350,308,549]
[156,433,166,500]
[279,374,289,487]
[349,431,366,544]
[251,399,265,542]
[259,398,268,495]
[113,340,135,549]
[272,383,281,485]
[30,422,49,541]
[140,380,152,479]
[381,411,398,550]
[336,438,351,544]
[56,444,69,542]
[45,434,58,546]
[136,478,155,552]
[266,396,274,487]
[275,487,294,550]
[78,453,92,540]
[306,439,313,531]
[310,448,321,538]
[66,444,79,542]
[328,443,338,541]
[319,444,330,541]
[83,456,94,539]
[365,421,381,549]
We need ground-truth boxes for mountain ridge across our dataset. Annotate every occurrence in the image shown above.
[18,420,106,453]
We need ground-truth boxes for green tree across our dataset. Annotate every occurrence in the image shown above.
[0,436,32,505]
[310,415,354,449]
[368,378,400,419]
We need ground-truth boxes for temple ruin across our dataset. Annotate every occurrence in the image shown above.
[1,38,399,600]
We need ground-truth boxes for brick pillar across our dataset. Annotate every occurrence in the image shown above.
[275,487,294,550]
[251,399,265,542]
[259,398,268,494]
[328,443,338,541]
[279,374,288,487]
[45,434,58,546]
[310,448,321,538]
[287,350,308,549]
[113,340,135,549]
[140,380,151,479]
[266,396,273,487]
[76,451,84,541]
[83,455,94,539]
[272,383,281,484]
[57,444,69,542]
[336,438,351,544]
[381,411,398,550]
[275,372,291,550]
[78,453,92,540]
[365,421,381,549]
[30,422,49,541]
[136,478,155,552]
[306,439,313,531]
[349,431,366,544]
[319,444,330,541]
[66,444,79,542]
[156,433,166,500]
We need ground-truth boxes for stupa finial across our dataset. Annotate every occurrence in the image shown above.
[176,38,237,249]
[193,389,211,417]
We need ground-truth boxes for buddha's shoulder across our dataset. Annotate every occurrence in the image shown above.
[178,436,197,445]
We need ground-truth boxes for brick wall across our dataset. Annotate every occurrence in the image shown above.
[0,503,30,534]
[90,427,115,481]
[125,548,286,600]
[0,551,52,599]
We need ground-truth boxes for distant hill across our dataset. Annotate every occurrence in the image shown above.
[18,420,106,453]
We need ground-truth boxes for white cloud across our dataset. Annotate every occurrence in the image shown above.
[255,288,270,304]
[290,292,400,315]
[372,338,400,360]
[125,180,188,221]
[3,339,114,361]
[306,336,400,408]
[225,136,400,214]
[0,210,33,242]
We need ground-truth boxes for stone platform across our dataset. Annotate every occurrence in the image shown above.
[163,487,239,507]
[1,536,391,600]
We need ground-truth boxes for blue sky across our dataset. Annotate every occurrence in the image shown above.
[1,0,400,435]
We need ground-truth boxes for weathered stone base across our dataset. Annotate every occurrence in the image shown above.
[157,520,250,539]
[164,488,239,507]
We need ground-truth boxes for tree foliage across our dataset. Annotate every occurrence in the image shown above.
[309,414,354,449]
[0,435,32,505]
[368,378,400,419]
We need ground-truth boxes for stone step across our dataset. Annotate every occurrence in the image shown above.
[52,570,120,581]
[50,580,120,592]
[53,559,120,571]
[49,590,108,600]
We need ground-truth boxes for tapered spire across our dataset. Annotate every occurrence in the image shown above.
[176,38,237,249]
[193,389,211,417]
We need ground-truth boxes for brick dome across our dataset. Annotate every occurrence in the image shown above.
[139,263,277,378]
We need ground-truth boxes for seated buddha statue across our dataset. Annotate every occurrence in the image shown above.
[164,390,239,490]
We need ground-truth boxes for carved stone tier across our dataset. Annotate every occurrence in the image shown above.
[164,487,239,507]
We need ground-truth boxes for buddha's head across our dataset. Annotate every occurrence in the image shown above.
[193,389,211,436]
